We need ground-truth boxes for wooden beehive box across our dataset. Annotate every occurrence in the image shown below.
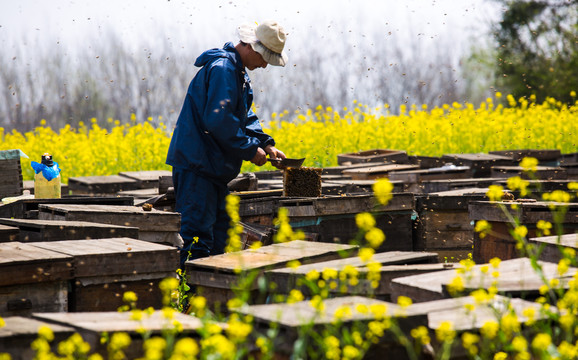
[0,316,75,360]
[341,164,419,180]
[185,240,358,307]
[283,167,322,197]
[29,238,179,312]
[489,149,561,164]
[469,200,578,263]
[0,196,134,219]
[0,149,24,199]
[37,204,181,246]
[413,188,490,262]
[0,242,73,316]
[388,166,473,193]
[239,195,288,225]
[528,233,578,263]
[33,311,206,359]
[239,296,427,360]
[420,178,502,194]
[441,153,515,177]
[0,218,139,242]
[390,257,575,303]
[267,250,440,300]
[118,170,172,189]
[408,155,445,169]
[67,175,140,195]
[337,149,409,165]
[405,295,547,359]
[279,193,415,252]
[0,224,19,242]
[491,165,567,180]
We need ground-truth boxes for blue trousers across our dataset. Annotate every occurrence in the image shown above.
[172,168,231,267]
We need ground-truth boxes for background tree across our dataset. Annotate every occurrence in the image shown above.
[492,0,578,104]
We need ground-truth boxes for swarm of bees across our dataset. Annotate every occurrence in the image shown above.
[283,167,322,197]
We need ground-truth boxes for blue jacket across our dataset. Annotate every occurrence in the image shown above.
[166,42,275,184]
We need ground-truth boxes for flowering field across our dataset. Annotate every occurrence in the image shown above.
[1,94,576,183]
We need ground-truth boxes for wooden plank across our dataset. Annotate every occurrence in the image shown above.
[0,242,74,286]
[491,165,567,180]
[529,233,578,263]
[489,149,561,162]
[118,170,172,189]
[390,257,573,303]
[267,251,444,297]
[342,164,419,180]
[68,175,140,194]
[406,295,544,332]
[0,281,68,316]
[29,238,179,278]
[337,149,409,165]
[420,178,502,193]
[187,240,357,274]
[32,311,207,359]
[0,218,139,242]
[0,316,74,360]
[441,153,515,177]
[0,224,19,242]
[37,204,180,232]
[242,295,420,328]
[0,196,134,219]
[33,310,204,334]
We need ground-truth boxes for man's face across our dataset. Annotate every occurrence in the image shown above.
[245,47,268,70]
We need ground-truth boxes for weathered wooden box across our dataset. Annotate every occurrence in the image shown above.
[0,224,19,242]
[337,149,409,165]
[342,164,419,180]
[469,200,578,263]
[413,188,489,262]
[390,257,574,303]
[0,316,75,360]
[528,233,578,263]
[491,165,567,180]
[420,178,501,194]
[267,250,440,300]
[0,149,24,199]
[68,175,140,195]
[0,196,134,219]
[240,296,427,360]
[280,193,415,252]
[0,242,73,316]
[118,170,172,189]
[489,149,561,165]
[37,204,181,246]
[185,240,357,307]
[0,218,139,242]
[33,311,206,359]
[239,195,288,225]
[388,166,473,193]
[405,295,547,359]
[30,238,179,312]
[441,153,515,177]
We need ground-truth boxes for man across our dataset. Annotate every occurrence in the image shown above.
[166,20,288,266]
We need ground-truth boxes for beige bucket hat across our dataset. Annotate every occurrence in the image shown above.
[238,20,288,67]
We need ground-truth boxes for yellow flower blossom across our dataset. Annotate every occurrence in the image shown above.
[520,157,538,172]
[355,212,376,231]
[436,321,456,342]
[487,185,504,201]
[373,178,394,206]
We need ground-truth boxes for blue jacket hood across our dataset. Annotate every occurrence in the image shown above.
[166,42,275,184]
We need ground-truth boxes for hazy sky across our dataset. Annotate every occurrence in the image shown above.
[1,0,501,59]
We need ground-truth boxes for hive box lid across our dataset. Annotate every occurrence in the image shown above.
[29,238,179,277]
[0,242,74,286]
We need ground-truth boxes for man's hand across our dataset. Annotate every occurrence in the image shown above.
[264,145,286,169]
[250,147,268,166]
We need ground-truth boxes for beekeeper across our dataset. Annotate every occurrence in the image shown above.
[166,20,288,266]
